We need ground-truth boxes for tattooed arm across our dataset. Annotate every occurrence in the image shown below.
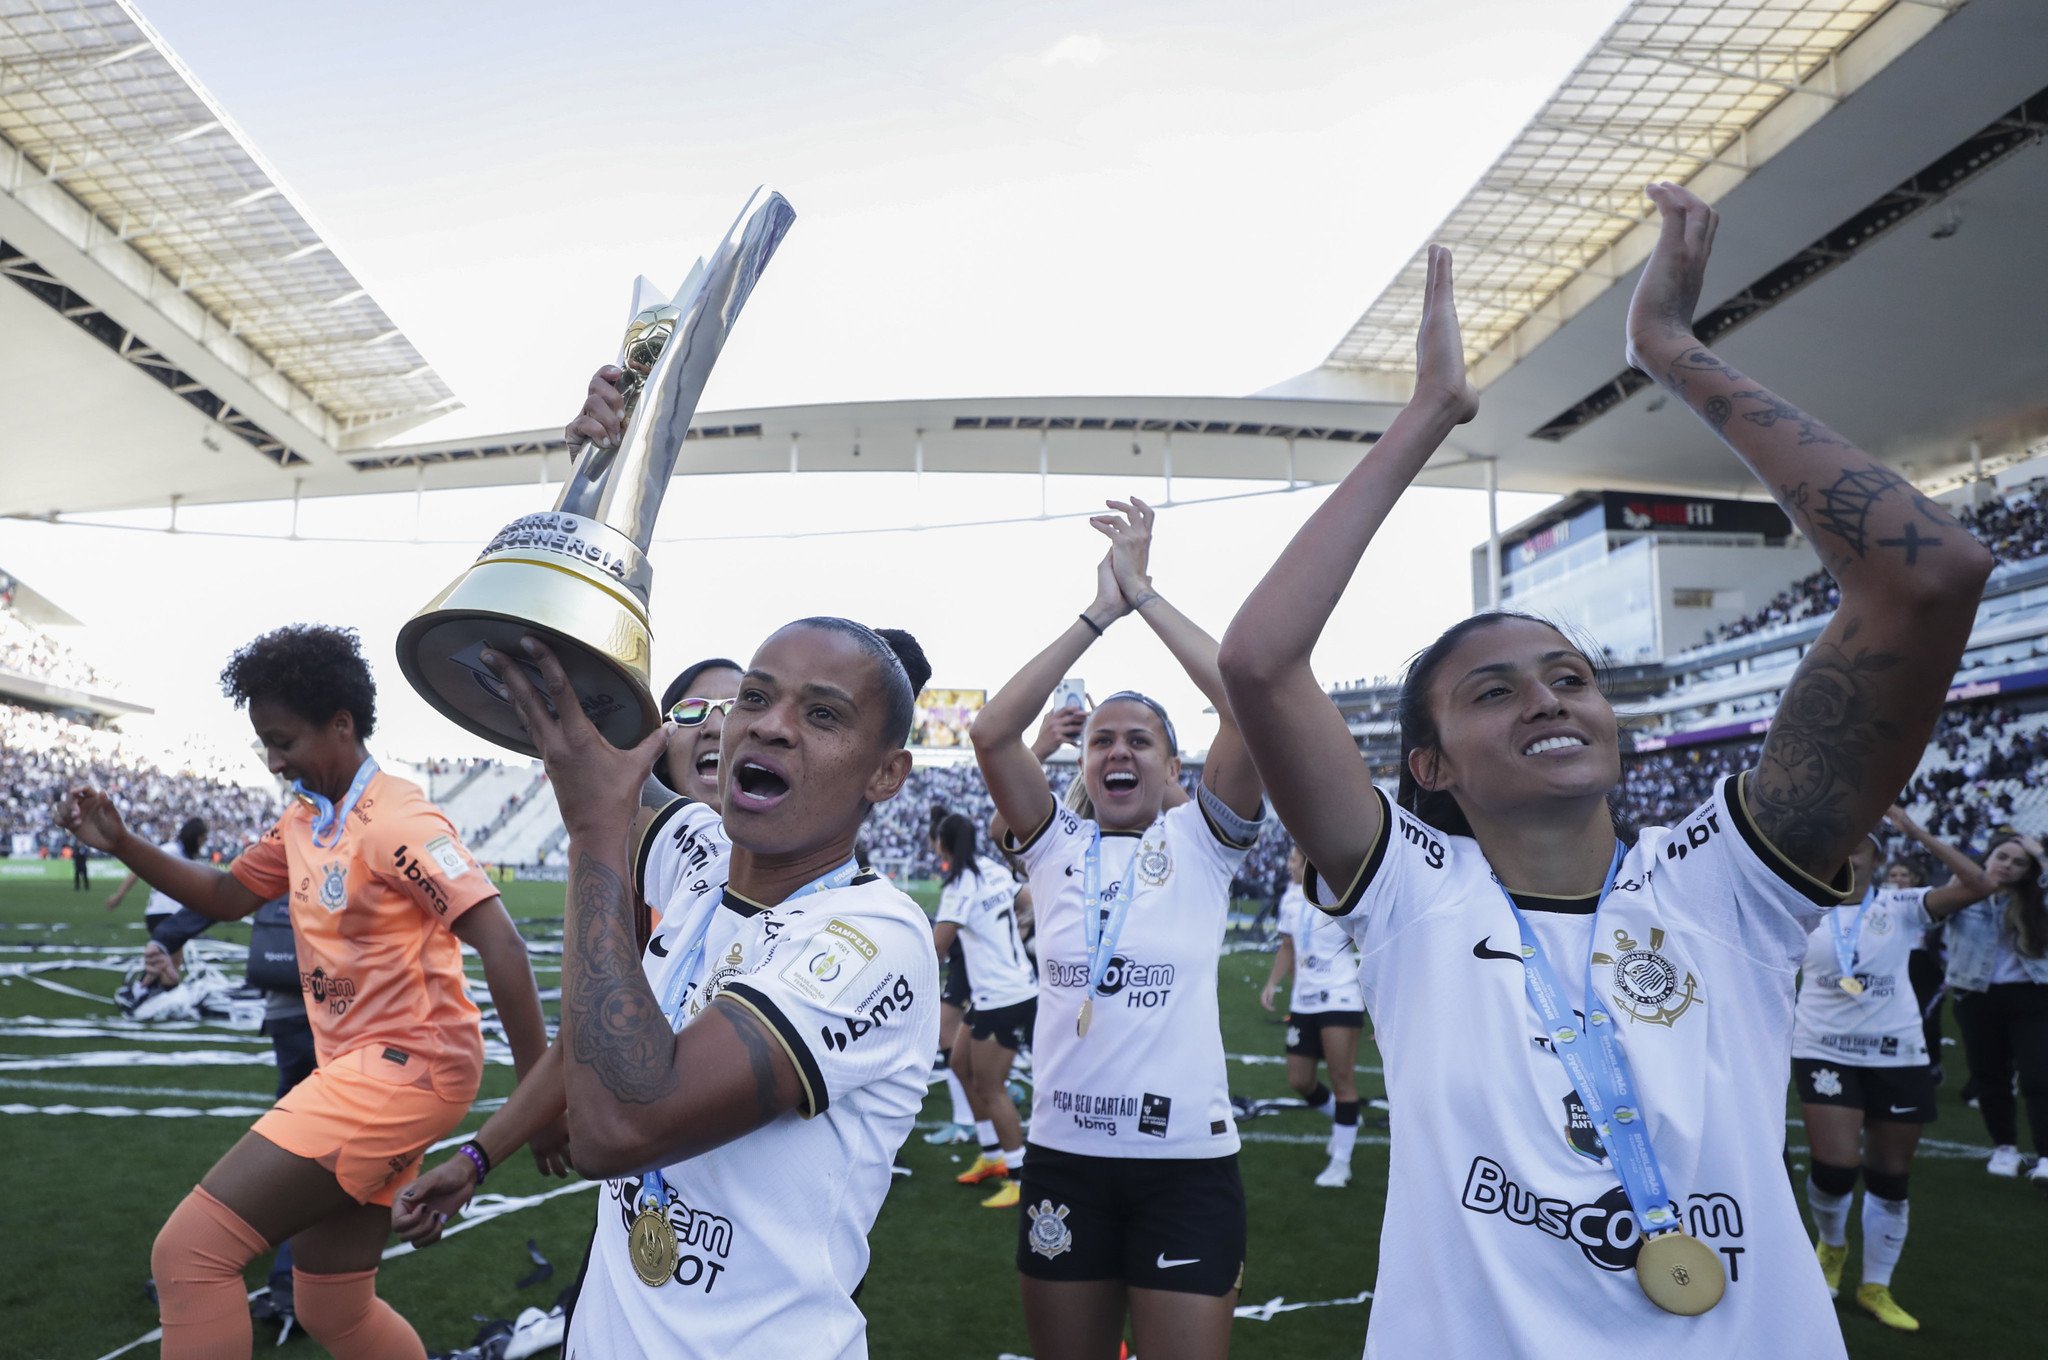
[485,636,802,1180]
[1625,184,1995,883]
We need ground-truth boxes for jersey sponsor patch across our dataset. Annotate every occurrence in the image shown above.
[423,835,471,879]
[779,918,878,1006]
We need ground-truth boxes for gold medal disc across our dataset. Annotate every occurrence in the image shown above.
[1076,996,1093,1038]
[628,1206,678,1287]
[1838,976,1865,995]
[1636,1232,1725,1315]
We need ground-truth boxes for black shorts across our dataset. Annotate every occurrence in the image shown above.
[1793,1057,1938,1123]
[942,937,970,1009]
[967,997,1036,1051]
[1015,1143,1245,1296]
[1284,1010,1364,1061]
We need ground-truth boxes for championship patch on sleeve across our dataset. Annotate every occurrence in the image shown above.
[778,918,878,1006]
[423,835,472,879]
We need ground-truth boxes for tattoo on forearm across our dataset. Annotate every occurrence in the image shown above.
[1704,395,1732,431]
[1129,590,1160,612]
[713,999,786,1120]
[1729,390,1849,447]
[565,853,679,1106]
[1809,465,1906,559]
[1748,622,1903,868]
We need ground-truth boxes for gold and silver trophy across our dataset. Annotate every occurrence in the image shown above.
[397,187,795,756]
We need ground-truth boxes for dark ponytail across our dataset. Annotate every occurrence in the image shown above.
[1396,610,1633,842]
[937,812,977,888]
[177,817,207,861]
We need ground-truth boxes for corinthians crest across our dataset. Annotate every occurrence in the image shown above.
[1026,1199,1073,1259]
[1593,927,1703,1027]
[318,861,348,914]
[1135,837,1172,888]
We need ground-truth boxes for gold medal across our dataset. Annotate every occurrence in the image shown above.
[628,1204,678,1287]
[1636,1232,1725,1315]
[1838,976,1865,995]
[1076,995,1093,1038]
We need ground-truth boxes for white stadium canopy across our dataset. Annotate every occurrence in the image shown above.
[3,0,2045,521]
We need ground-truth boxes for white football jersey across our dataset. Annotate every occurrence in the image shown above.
[568,800,939,1360]
[1008,786,1257,1159]
[145,838,189,918]
[934,857,1037,1011]
[1305,775,1850,1359]
[1791,886,1933,1068]
[1277,882,1362,1013]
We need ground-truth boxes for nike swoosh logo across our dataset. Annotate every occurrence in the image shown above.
[1156,1254,1199,1269]
[1473,937,1522,962]
[1888,1104,1915,1114]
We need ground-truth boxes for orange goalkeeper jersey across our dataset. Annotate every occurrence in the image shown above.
[232,768,497,1098]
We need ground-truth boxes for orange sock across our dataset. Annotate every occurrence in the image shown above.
[150,1186,269,1358]
[293,1267,426,1360]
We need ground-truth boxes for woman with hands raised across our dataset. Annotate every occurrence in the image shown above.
[1219,190,1993,1356]
[971,497,1264,1360]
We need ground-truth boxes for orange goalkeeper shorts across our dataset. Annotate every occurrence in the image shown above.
[251,1045,474,1206]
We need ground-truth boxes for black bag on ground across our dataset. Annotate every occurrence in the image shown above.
[245,897,299,992]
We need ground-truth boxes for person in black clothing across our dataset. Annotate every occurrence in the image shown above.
[72,839,90,889]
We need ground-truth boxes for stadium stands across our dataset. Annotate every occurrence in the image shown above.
[0,700,275,859]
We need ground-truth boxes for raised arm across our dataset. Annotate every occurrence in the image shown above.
[57,790,261,922]
[971,552,1130,841]
[1095,497,1263,820]
[1884,805,1996,920]
[1219,245,1478,893]
[1625,184,1995,883]
[487,637,805,1179]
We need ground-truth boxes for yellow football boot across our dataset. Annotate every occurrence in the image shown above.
[956,1155,1009,1185]
[1814,1240,1848,1298]
[981,1178,1021,1208]
[1856,1284,1919,1331]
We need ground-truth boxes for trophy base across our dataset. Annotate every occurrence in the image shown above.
[396,554,658,758]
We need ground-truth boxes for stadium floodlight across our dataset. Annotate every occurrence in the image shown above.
[394,187,796,757]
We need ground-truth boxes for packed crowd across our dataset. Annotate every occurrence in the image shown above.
[1615,739,1763,829]
[1710,482,2048,647]
[0,703,276,858]
[0,608,118,693]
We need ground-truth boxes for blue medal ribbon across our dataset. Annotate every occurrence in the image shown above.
[1495,842,1686,1240]
[1080,817,1160,1003]
[1828,889,1874,989]
[640,856,861,1217]
[290,757,378,850]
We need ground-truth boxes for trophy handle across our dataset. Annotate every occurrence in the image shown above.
[554,273,683,519]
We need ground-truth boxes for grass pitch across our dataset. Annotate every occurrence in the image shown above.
[1,873,2041,1359]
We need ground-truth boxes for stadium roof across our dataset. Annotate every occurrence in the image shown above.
[2,0,2043,521]
[0,0,455,469]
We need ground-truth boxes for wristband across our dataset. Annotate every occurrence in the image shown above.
[456,1140,491,1185]
[1078,613,1105,638]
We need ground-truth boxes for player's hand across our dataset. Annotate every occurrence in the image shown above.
[1259,981,1277,1012]
[484,636,666,843]
[529,1113,574,1178]
[1883,805,1921,837]
[1031,705,1085,761]
[1091,498,1156,606]
[1625,182,1719,375]
[565,365,627,449]
[1414,243,1478,425]
[1086,550,1129,627]
[103,893,122,912]
[392,1155,480,1248]
[56,788,128,854]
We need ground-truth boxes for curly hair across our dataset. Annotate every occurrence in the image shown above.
[219,624,377,738]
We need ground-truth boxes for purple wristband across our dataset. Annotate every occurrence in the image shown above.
[456,1141,490,1185]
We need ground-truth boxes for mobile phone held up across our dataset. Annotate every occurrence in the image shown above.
[1053,677,1086,713]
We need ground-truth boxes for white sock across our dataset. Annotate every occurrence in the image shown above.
[1004,1145,1026,1171]
[1308,1090,1334,1116]
[945,1070,974,1126]
[976,1119,999,1154]
[1329,1121,1358,1163]
[1861,1193,1909,1288]
[1806,1178,1852,1247]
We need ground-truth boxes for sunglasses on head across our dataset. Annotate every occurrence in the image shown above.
[667,696,737,726]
